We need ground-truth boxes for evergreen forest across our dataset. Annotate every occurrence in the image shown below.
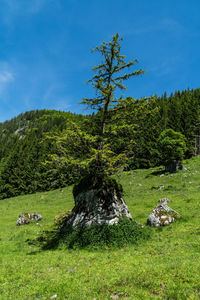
[0,87,200,200]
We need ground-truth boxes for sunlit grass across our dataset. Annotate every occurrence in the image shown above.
[0,157,200,299]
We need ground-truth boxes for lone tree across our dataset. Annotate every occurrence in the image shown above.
[158,129,187,172]
[60,34,145,229]
[81,33,145,165]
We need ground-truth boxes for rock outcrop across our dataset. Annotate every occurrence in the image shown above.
[16,213,42,225]
[59,186,132,229]
[147,198,180,227]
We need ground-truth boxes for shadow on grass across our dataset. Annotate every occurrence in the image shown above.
[146,169,167,177]
[26,230,59,251]
[27,250,41,255]
[29,218,152,251]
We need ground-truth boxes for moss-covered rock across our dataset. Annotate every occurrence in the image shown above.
[16,213,42,225]
[147,198,180,227]
[60,172,131,229]
[73,172,123,199]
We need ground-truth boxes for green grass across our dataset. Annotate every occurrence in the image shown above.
[0,157,200,299]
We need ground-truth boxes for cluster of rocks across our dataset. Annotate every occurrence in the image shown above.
[15,177,180,231]
[16,197,180,230]
[147,198,180,227]
[56,195,180,230]
[16,213,42,225]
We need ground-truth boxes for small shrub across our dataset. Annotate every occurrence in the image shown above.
[41,217,152,250]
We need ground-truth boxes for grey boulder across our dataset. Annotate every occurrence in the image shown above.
[147,198,180,227]
[59,187,132,230]
[16,213,42,225]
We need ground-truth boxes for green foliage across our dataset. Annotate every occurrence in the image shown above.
[81,33,145,114]
[158,129,187,165]
[81,33,145,173]
[0,110,88,199]
[42,121,98,188]
[43,121,127,190]
[1,88,200,199]
[111,96,162,169]
[42,217,151,250]
[73,169,123,198]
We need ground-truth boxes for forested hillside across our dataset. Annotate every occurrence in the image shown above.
[0,88,200,200]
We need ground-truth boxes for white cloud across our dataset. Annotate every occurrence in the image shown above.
[42,85,72,111]
[0,63,15,99]
[51,100,71,111]
[0,70,14,83]
[43,85,56,103]
[1,0,57,27]
[160,18,184,34]
[149,55,183,77]
[124,18,184,37]
[3,0,48,14]
[1,0,61,35]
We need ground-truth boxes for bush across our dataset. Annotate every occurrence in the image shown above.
[157,129,187,167]
[41,217,152,250]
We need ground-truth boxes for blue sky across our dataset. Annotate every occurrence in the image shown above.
[0,0,200,122]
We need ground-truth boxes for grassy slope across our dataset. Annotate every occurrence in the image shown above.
[0,157,200,299]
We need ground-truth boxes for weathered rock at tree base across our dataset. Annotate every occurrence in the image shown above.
[59,186,132,229]
[16,213,42,225]
[147,198,180,227]
[54,211,72,226]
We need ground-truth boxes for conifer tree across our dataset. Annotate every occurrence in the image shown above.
[81,33,145,166]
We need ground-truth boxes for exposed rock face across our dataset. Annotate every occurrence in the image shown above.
[147,198,180,227]
[60,186,132,229]
[16,213,42,225]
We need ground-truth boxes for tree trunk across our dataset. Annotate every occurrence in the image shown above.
[165,160,183,173]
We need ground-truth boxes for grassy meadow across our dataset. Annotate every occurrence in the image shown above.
[0,157,200,299]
